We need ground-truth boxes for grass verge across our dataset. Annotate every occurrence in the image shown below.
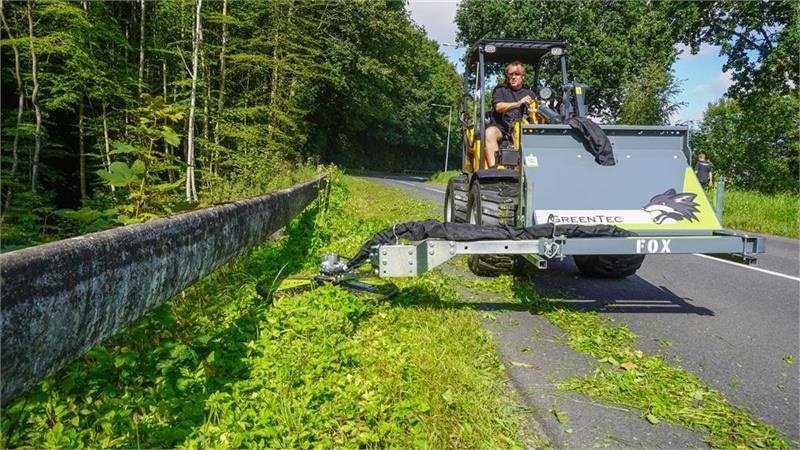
[717,189,799,239]
[1,171,530,448]
[428,169,462,185]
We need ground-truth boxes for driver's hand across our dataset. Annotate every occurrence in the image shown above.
[519,95,532,105]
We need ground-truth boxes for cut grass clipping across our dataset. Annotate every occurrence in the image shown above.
[1,171,528,448]
[449,273,790,449]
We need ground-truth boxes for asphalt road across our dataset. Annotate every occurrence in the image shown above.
[365,174,800,447]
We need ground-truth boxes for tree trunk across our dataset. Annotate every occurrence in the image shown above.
[203,57,209,143]
[138,0,145,95]
[101,102,115,192]
[186,0,202,202]
[26,0,42,193]
[0,1,24,218]
[212,0,228,177]
[79,94,87,200]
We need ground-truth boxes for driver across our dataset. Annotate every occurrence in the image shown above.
[485,60,534,168]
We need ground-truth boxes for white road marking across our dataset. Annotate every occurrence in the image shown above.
[693,253,800,282]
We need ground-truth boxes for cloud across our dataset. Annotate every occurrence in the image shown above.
[675,43,721,61]
[691,71,732,97]
[407,1,459,47]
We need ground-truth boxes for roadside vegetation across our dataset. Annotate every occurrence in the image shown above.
[428,170,462,185]
[1,172,534,449]
[720,190,799,239]
[4,175,789,448]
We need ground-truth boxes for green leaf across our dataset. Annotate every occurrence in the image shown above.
[645,413,660,424]
[161,126,180,146]
[109,142,141,155]
[131,159,146,175]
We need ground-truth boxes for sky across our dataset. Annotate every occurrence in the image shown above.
[407,0,731,126]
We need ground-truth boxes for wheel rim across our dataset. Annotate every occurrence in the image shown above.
[469,203,478,224]
[444,193,453,222]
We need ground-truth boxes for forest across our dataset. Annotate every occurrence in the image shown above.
[1,0,797,251]
[0,0,460,250]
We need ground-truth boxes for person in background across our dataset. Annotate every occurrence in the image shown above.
[695,153,714,189]
[484,60,534,168]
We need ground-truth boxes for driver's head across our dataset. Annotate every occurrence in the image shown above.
[506,61,525,90]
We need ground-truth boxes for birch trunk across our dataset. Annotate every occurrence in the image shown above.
[138,0,145,95]
[26,0,42,193]
[79,94,87,200]
[185,0,202,202]
[212,0,228,176]
[101,102,115,192]
[0,1,24,217]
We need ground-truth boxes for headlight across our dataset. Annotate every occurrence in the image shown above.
[550,47,565,56]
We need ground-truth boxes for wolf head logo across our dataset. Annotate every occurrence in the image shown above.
[643,189,699,224]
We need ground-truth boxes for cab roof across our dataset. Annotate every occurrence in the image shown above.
[465,39,567,67]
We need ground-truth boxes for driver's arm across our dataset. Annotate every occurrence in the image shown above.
[494,96,532,114]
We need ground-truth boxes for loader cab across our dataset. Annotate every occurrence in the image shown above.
[460,39,586,173]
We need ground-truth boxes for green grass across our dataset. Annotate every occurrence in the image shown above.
[1,171,530,449]
[718,189,799,238]
[427,170,462,185]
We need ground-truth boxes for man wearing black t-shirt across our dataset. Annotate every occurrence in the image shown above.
[485,60,535,167]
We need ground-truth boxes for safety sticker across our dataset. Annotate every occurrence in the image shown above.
[525,155,539,167]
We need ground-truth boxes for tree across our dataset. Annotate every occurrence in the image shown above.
[617,63,684,125]
[692,96,799,193]
[185,0,202,202]
[455,0,683,121]
[669,0,798,98]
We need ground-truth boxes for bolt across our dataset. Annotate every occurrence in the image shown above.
[382,261,387,266]
[408,249,413,255]
[408,259,414,265]
[429,250,434,255]
[382,250,387,255]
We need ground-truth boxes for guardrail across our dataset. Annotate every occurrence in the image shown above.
[0,174,327,405]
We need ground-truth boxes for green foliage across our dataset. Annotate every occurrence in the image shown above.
[692,96,799,194]
[428,169,463,185]
[617,63,684,125]
[719,189,800,238]
[669,0,797,99]
[2,173,527,448]
[455,0,682,121]
[1,0,459,247]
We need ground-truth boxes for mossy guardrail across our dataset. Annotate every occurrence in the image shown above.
[0,174,327,405]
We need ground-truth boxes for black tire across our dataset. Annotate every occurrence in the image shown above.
[449,174,470,223]
[466,180,519,276]
[573,254,645,278]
